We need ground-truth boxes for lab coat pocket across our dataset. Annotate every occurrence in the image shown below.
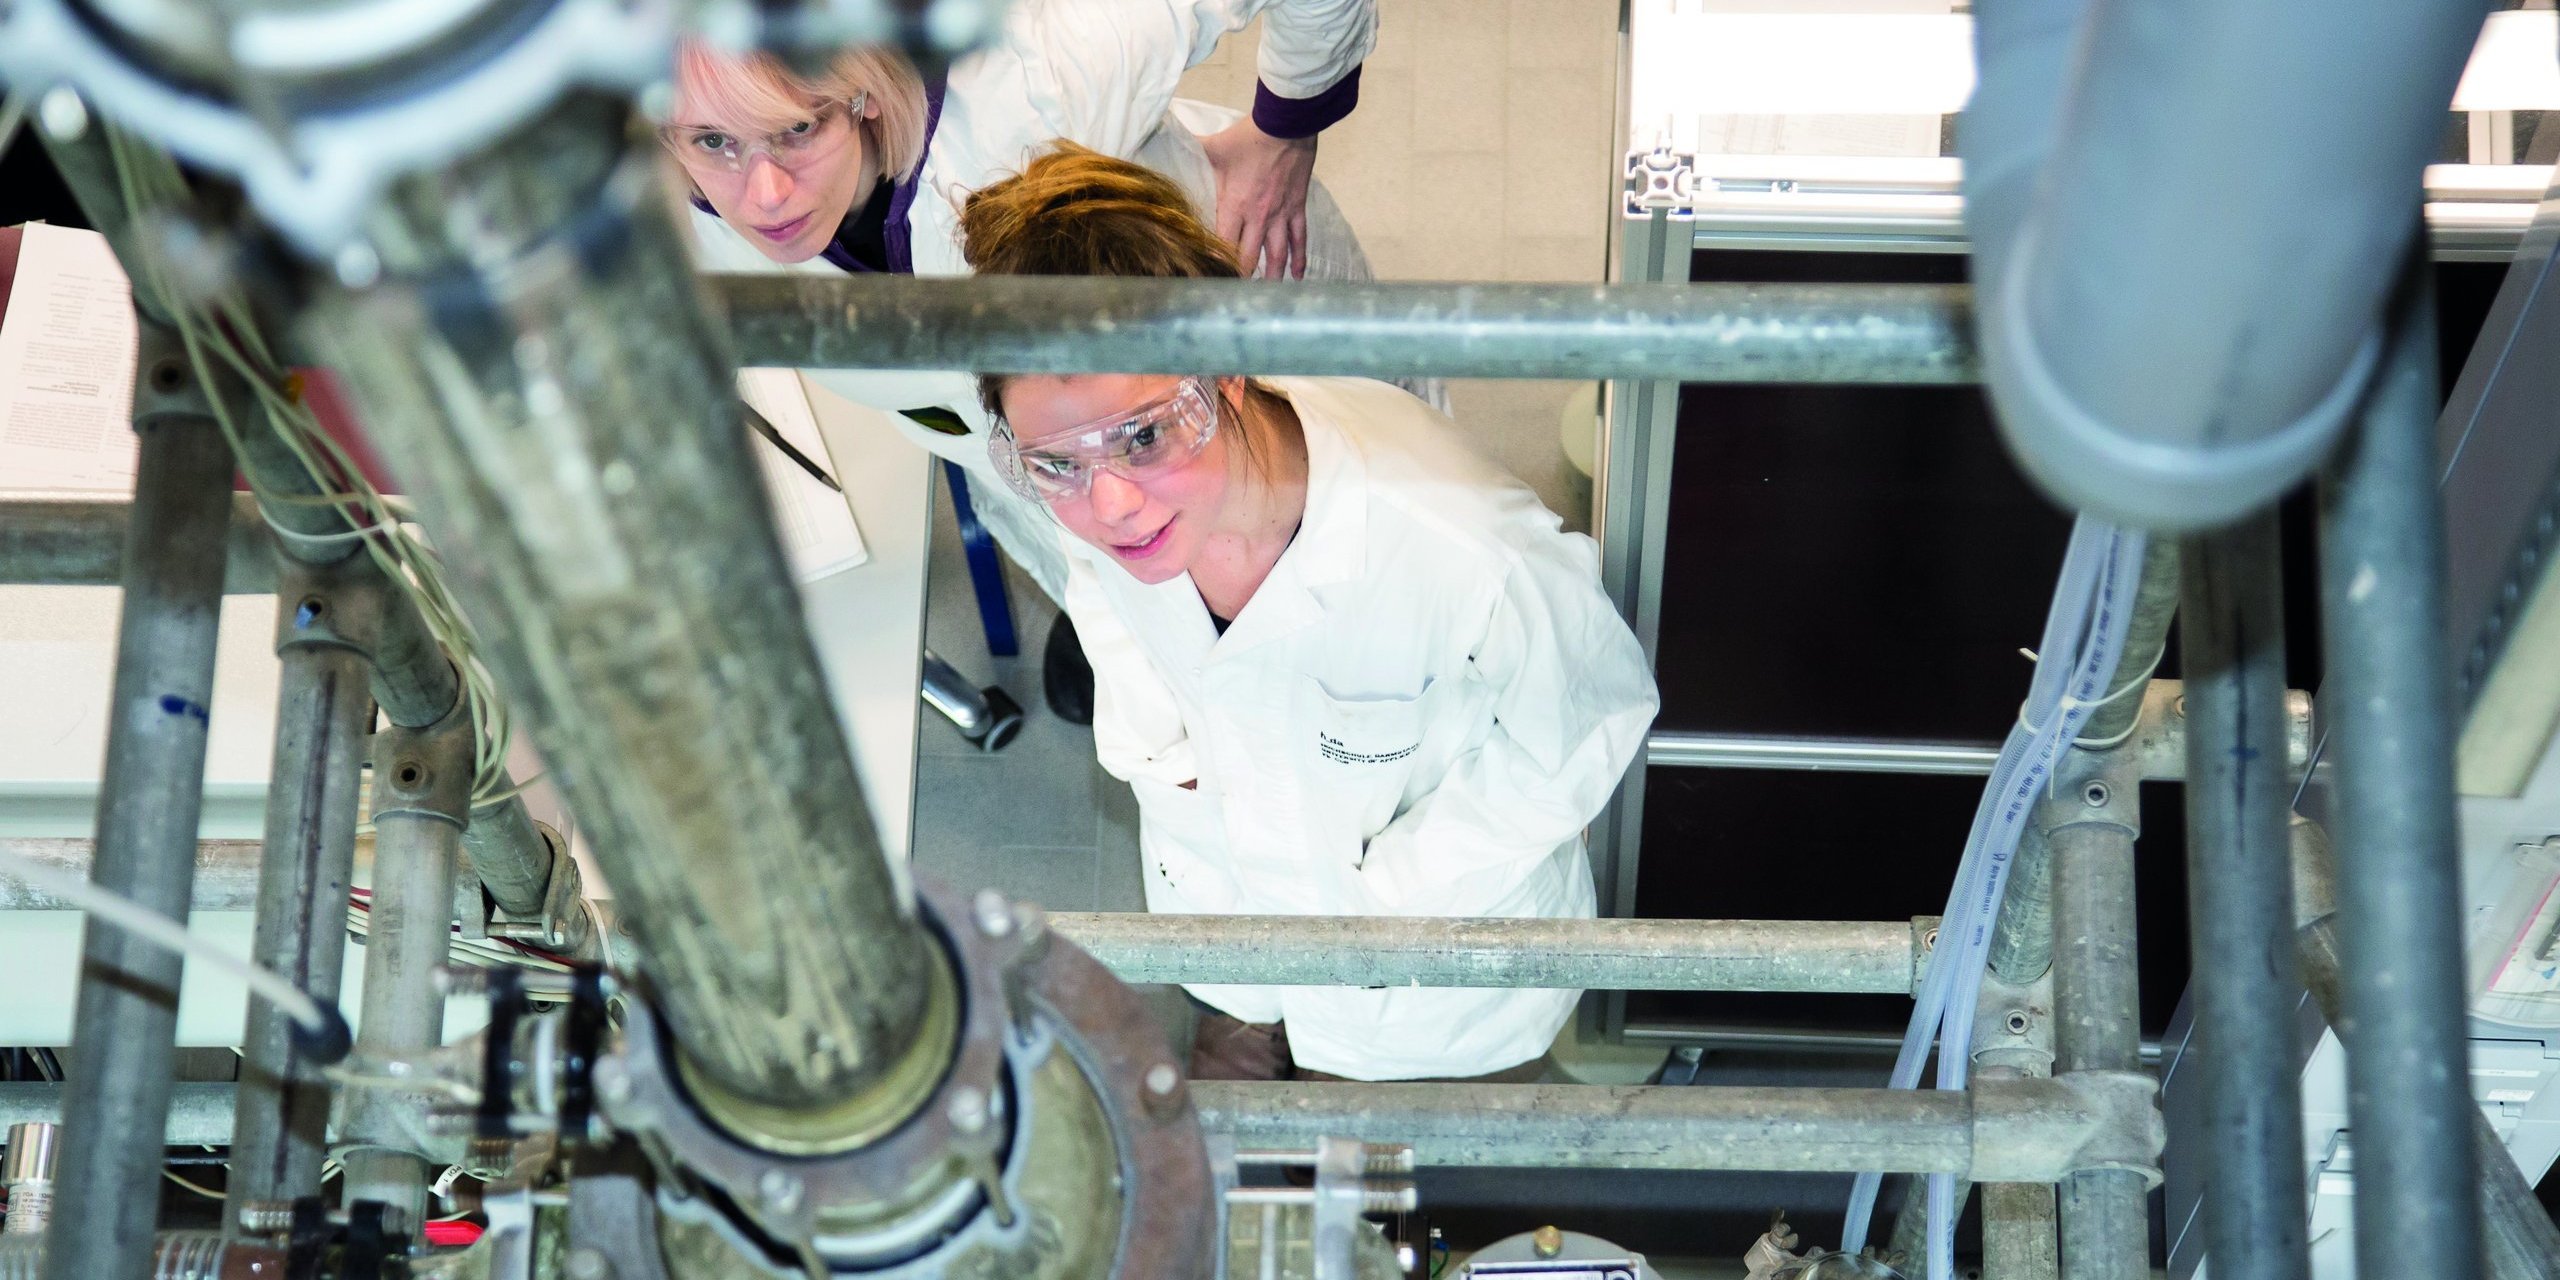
[1129,776,1236,913]
[1296,676,1429,863]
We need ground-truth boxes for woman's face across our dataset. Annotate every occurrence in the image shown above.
[1002,374,1238,587]
[668,57,879,264]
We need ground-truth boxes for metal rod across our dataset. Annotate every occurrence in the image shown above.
[300,98,940,1123]
[1644,678,2308,778]
[41,410,235,1280]
[1190,1077,2119,1177]
[0,1084,235,1147]
[2289,817,2560,1280]
[2178,508,2311,1280]
[1050,913,1931,994]
[1983,1182,2062,1280]
[228,609,373,1218]
[2050,813,2148,1280]
[2317,257,2484,1278]
[0,839,262,911]
[713,274,1979,384]
[0,497,275,593]
[340,716,469,1228]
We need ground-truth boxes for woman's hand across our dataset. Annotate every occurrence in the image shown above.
[1201,119,1318,279]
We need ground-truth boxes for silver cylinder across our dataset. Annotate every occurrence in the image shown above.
[714,274,1979,386]
[1,1124,58,1236]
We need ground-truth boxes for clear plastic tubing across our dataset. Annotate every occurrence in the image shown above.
[1839,516,2148,1280]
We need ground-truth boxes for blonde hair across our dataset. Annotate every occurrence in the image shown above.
[672,40,930,182]
[961,144,1294,472]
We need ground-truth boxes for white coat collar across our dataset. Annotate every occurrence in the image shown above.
[1201,380,1367,660]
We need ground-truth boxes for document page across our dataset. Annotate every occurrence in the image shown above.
[0,224,139,496]
[743,368,869,582]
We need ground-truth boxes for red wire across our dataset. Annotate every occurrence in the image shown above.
[423,1221,484,1246]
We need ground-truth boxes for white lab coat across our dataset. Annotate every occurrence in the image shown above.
[686,0,1382,601]
[1063,378,1661,1079]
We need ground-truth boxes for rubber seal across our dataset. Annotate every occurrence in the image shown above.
[1984,219,2385,531]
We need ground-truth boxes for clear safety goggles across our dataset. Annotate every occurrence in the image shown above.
[990,377,1223,502]
[661,96,864,175]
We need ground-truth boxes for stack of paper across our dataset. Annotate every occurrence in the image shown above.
[0,225,139,498]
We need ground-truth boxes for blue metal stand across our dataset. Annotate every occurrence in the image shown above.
[942,461,1018,658]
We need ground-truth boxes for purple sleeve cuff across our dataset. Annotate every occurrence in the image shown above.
[1251,65,1362,140]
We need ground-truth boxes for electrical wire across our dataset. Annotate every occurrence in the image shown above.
[100,130,522,809]
[5,130,553,1051]
[161,1169,225,1200]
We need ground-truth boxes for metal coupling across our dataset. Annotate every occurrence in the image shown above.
[1,1123,57,1235]
[1968,1071,2165,1187]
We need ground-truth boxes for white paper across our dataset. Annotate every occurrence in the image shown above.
[0,225,140,496]
[743,368,869,582]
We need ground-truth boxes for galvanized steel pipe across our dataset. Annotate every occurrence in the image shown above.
[2178,510,2311,1280]
[0,497,274,594]
[1192,1076,2147,1179]
[1052,913,1932,994]
[42,411,235,1280]
[0,1085,235,1148]
[2050,784,2148,1280]
[2317,264,2485,1277]
[712,274,1980,384]
[0,839,262,912]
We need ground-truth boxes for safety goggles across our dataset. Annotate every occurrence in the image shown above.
[990,377,1223,502]
[660,96,864,175]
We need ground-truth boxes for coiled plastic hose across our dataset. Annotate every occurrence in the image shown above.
[1839,516,2148,1280]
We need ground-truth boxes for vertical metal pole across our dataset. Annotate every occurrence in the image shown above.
[228,564,380,1218]
[40,398,234,1280]
[1590,208,1684,1038]
[2318,257,2484,1277]
[2177,510,2310,1280]
[2051,774,2147,1280]
[340,711,470,1228]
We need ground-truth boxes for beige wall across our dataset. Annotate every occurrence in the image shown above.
[1176,0,1623,529]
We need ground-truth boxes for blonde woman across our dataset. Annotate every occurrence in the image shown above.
[666,3,1385,720]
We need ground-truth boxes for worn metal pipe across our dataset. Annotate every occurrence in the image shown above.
[0,497,274,593]
[0,839,262,911]
[41,411,235,1280]
[2289,817,2560,1280]
[340,716,469,1227]
[2317,260,2484,1277]
[713,274,1979,384]
[1053,913,1931,994]
[2178,509,2310,1280]
[1192,1076,2130,1178]
[228,594,373,1217]
[1644,678,2309,779]
[2050,813,2147,1278]
[301,97,940,1126]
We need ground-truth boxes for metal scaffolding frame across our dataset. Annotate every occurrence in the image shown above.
[0,125,2512,1280]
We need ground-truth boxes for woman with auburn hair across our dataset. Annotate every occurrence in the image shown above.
[959,147,1659,1084]
[665,3,1388,723]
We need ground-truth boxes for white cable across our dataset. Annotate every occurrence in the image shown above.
[0,843,331,1035]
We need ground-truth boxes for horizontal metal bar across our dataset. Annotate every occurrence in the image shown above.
[0,838,262,912]
[1051,913,1931,994]
[0,497,275,594]
[1191,1074,2150,1179]
[1645,680,2314,780]
[1618,1023,2170,1066]
[0,1083,236,1148]
[712,275,1980,384]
